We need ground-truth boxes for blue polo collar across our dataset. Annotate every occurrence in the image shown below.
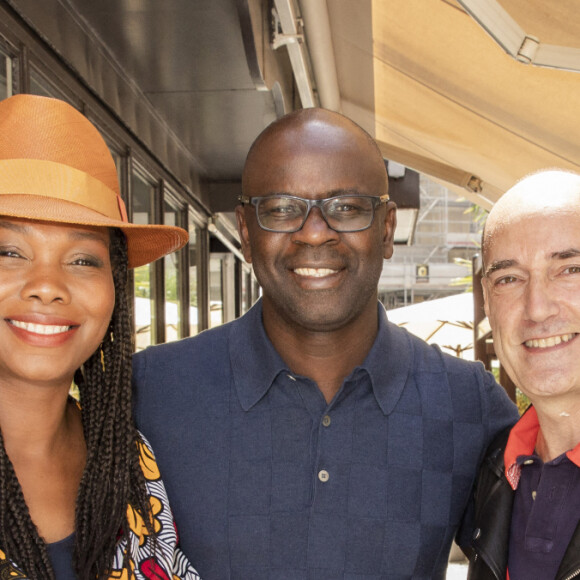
[230,299,412,415]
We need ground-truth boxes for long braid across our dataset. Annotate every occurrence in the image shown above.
[74,229,152,579]
[0,430,55,579]
[0,228,152,579]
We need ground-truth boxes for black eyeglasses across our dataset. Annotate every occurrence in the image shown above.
[238,193,390,233]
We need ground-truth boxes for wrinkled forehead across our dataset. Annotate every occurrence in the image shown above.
[483,171,580,263]
[483,205,580,272]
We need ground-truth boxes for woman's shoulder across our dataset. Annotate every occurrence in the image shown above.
[108,431,201,579]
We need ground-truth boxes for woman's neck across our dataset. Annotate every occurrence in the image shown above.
[0,378,75,454]
[0,379,86,543]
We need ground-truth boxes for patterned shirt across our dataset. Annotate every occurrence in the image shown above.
[0,434,201,580]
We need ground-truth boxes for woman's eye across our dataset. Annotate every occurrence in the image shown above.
[70,256,102,267]
[0,248,23,259]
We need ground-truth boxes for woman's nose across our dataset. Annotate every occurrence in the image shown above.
[20,265,71,305]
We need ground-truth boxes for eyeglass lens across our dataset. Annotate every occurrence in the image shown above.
[256,195,378,232]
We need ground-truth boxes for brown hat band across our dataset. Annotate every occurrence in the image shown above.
[0,158,126,220]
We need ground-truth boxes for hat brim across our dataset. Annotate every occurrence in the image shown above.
[0,195,188,268]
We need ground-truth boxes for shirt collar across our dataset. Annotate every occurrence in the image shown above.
[358,303,413,415]
[504,405,580,490]
[229,299,413,414]
[229,299,290,411]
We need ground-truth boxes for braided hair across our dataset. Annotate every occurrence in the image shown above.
[0,228,152,579]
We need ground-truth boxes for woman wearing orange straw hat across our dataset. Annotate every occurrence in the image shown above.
[0,95,200,580]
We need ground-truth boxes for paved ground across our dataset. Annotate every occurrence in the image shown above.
[446,563,468,579]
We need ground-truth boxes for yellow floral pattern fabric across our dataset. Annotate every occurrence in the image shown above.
[0,434,201,580]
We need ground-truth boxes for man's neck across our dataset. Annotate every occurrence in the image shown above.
[533,397,580,462]
[262,302,379,404]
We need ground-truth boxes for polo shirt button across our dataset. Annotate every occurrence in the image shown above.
[318,469,330,483]
[322,415,331,427]
[473,528,481,540]
[523,459,534,465]
[287,374,297,382]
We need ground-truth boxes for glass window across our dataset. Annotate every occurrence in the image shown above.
[209,254,224,328]
[240,262,254,315]
[210,250,236,327]
[163,198,183,342]
[0,48,12,99]
[29,66,76,104]
[132,172,157,350]
[188,217,201,336]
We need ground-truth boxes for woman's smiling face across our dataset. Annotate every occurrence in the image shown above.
[0,218,115,389]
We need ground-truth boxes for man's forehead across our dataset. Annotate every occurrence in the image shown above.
[487,203,580,234]
[254,119,367,159]
[488,171,580,223]
[485,210,580,266]
[243,117,386,196]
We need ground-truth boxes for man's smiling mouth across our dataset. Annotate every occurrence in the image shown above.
[294,267,338,277]
[524,333,576,348]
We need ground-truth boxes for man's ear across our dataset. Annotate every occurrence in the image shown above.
[382,201,397,260]
[235,205,253,264]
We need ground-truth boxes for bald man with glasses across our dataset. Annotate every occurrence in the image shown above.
[133,108,517,579]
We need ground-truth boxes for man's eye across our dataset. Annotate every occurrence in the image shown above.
[333,203,360,213]
[563,265,580,275]
[271,204,297,215]
[496,275,517,285]
[262,202,301,218]
[328,198,371,216]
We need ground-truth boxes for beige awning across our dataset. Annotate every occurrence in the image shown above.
[370,0,580,206]
[321,0,580,208]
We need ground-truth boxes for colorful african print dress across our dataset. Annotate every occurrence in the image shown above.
[0,434,201,579]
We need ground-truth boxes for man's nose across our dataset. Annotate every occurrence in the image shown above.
[523,276,559,323]
[290,206,340,246]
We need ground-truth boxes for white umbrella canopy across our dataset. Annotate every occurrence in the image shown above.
[386,292,475,359]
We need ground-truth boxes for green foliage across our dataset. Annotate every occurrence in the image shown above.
[449,203,489,290]
[165,269,177,302]
[449,257,474,290]
[462,202,489,228]
[516,388,531,416]
[134,265,150,298]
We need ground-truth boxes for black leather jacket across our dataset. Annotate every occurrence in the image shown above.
[467,426,580,580]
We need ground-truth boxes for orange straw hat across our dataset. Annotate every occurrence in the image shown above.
[0,94,188,268]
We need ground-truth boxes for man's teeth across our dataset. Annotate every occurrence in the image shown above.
[11,320,71,335]
[294,268,337,277]
[525,333,575,348]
